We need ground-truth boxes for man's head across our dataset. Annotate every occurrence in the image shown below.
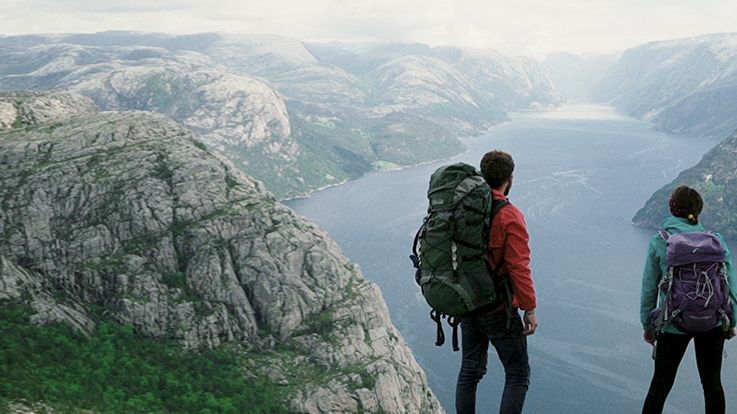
[669,185,703,224]
[480,150,515,194]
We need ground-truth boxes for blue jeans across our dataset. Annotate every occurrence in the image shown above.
[456,311,530,414]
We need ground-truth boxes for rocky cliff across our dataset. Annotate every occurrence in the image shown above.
[0,92,442,413]
[633,130,737,239]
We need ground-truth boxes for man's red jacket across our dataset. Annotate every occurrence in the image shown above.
[489,190,537,311]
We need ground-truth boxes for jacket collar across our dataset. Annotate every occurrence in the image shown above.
[491,189,508,201]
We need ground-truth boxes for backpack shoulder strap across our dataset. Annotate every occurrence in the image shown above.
[491,198,510,217]
[658,230,670,241]
[488,198,511,275]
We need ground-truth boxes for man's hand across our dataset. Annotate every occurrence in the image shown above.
[643,329,656,345]
[523,309,538,336]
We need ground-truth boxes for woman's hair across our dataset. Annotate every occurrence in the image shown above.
[669,185,703,224]
[480,150,514,189]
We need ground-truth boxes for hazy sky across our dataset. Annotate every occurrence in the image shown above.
[2,0,737,57]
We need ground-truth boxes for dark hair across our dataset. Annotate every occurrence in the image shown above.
[480,150,514,189]
[669,185,703,224]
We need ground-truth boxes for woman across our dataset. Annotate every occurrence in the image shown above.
[640,185,737,414]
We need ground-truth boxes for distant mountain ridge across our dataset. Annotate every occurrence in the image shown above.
[0,31,560,198]
[594,32,737,139]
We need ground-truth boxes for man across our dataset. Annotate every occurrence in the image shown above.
[456,150,538,414]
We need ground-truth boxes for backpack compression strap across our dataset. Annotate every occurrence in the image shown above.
[410,220,425,268]
[430,310,445,346]
[449,316,460,352]
[430,311,461,352]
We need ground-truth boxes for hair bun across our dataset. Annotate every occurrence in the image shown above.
[669,186,703,221]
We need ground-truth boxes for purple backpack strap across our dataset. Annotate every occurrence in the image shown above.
[659,230,670,241]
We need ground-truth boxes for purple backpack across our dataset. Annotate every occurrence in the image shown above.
[650,230,732,333]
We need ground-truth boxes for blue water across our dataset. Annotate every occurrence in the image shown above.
[286,105,736,414]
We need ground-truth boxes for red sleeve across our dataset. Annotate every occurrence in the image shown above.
[494,206,537,310]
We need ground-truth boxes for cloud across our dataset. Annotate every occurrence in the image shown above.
[1,0,737,57]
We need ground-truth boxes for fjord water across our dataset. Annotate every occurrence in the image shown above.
[286,105,737,414]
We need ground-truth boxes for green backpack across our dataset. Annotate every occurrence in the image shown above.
[410,162,510,351]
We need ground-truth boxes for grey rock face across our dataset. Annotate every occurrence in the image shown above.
[0,93,442,413]
[0,101,17,128]
[6,401,58,414]
[0,91,96,129]
[69,61,293,151]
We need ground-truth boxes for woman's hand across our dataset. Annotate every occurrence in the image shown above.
[643,329,656,345]
[727,328,737,340]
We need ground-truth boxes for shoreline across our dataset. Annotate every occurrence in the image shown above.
[280,117,524,202]
[281,138,476,202]
[281,179,349,201]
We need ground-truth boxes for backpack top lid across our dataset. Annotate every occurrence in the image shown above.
[662,231,726,267]
[427,162,486,209]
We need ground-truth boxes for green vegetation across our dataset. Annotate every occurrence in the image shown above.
[45,122,63,132]
[0,302,288,414]
[192,139,207,151]
[298,308,336,342]
[700,181,726,198]
[224,174,238,189]
[372,160,401,171]
[11,117,24,129]
[247,342,380,396]
[357,368,376,391]
[152,153,174,183]
[161,271,187,290]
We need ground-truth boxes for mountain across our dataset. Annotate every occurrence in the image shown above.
[0,32,560,197]
[594,32,737,138]
[207,37,559,169]
[633,130,737,239]
[0,36,310,197]
[0,92,442,413]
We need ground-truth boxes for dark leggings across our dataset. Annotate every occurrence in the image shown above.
[642,328,726,414]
